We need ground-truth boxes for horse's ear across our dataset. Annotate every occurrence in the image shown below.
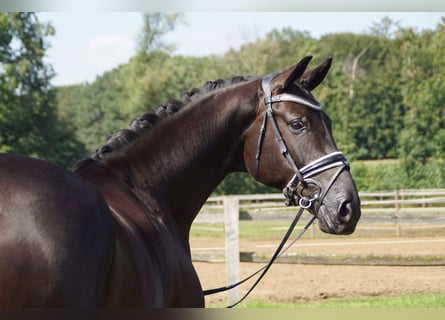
[298,56,332,91]
[271,55,313,93]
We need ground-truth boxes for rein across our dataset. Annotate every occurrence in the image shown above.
[202,207,315,308]
[202,73,350,307]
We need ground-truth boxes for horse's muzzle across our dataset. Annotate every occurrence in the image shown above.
[316,193,361,235]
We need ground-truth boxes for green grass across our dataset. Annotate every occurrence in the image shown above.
[191,221,308,239]
[228,293,445,308]
[191,221,444,239]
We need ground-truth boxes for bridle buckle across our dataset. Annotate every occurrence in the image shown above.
[298,197,314,209]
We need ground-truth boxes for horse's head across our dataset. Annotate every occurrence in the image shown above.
[243,56,360,235]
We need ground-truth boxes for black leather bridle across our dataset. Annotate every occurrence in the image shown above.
[256,72,350,209]
[203,72,350,307]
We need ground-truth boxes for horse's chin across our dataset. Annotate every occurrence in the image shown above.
[316,205,359,235]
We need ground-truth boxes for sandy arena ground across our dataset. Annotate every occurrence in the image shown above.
[190,236,445,306]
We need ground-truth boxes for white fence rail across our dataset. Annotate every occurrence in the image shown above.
[196,189,445,224]
[195,189,445,305]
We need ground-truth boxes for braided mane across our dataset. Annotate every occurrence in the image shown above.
[73,76,256,171]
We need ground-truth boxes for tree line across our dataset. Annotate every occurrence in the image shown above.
[1,13,445,193]
[0,13,84,165]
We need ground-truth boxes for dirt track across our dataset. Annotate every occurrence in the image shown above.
[190,236,445,306]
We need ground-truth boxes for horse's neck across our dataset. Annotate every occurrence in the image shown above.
[128,81,258,230]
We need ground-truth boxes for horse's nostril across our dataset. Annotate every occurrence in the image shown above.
[338,200,353,222]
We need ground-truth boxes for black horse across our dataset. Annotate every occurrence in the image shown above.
[0,56,360,307]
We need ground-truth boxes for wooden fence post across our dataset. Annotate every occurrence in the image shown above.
[223,196,240,305]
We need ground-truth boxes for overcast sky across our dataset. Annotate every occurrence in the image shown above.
[38,12,444,86]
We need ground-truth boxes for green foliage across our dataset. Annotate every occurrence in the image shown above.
[4,13,443,192]
[122,54,225,116]
[351,158,445,191]
[0,13,84,167]
[52,14,445,191]
[213,173,276,196]
[56,69,129,152]
[137,13,184,55]
[398,21,445,160]
[350,160,405,191]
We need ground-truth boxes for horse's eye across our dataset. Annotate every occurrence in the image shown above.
[289,118,307,134]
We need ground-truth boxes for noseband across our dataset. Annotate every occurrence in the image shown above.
[256,72,350,209]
